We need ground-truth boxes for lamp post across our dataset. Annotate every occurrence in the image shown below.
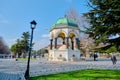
[24,20,37,80]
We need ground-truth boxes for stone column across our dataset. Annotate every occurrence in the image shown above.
[54,37,57,49]
[76,38,80,50]
[76,38,79,49]
[66,37,69,48]
[50,39,53,50]
[71,40,74,50]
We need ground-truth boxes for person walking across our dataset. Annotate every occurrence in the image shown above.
[94,53,97,61]
[111,53,117,65]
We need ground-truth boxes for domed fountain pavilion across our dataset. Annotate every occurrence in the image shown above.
[49,17,81,61]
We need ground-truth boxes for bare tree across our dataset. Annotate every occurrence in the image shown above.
[0,37,10,54]
[65,7,81,27]
[80,34,95,54]
[65,7,89,31]
[65,7,97,57]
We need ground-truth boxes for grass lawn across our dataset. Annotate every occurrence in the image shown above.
[29,69,120,80]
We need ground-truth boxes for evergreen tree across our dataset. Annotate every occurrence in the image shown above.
[84,0,120,53]
[21,32,30,54]
[11,32,30,57]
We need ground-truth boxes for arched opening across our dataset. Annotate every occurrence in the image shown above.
[69,33,75,39]
[57,33,66,44]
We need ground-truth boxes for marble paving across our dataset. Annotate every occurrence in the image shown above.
[0,58,120,80]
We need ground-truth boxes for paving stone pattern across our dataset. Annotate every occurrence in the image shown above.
[0,58,120,80]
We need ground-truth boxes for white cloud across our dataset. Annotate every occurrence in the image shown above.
[33,39,49,50]
[41,34,50,38]
[109,34,119,39]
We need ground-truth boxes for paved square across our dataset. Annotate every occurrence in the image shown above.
[0,58,120,80]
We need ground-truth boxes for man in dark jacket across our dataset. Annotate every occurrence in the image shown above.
[111,53,117,65]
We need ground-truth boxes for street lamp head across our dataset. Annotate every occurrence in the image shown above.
[30,20,37,29]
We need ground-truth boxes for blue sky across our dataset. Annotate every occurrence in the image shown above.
[0,0,90,50]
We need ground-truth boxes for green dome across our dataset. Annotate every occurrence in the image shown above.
[50,18,78,31]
